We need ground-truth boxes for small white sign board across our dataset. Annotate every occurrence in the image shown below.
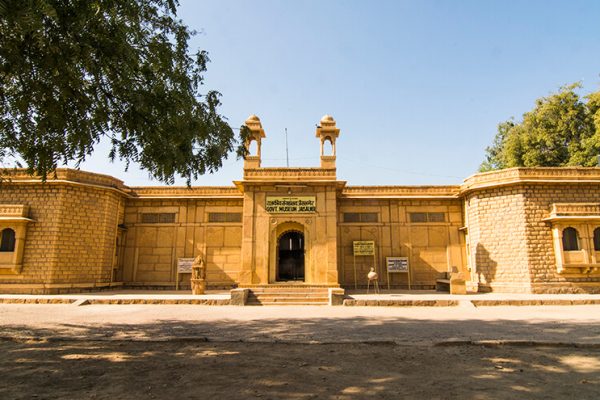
[386,257,409,273]
[386,257,410,290]
[177,258,195,274]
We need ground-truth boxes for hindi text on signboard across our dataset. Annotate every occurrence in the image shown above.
[265,196,316,213]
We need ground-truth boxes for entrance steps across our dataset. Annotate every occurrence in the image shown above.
[244,285,333,306]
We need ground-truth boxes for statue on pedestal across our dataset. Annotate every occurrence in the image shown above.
[190,256,206,295]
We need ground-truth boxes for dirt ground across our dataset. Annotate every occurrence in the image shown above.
[1,339,599,400]
[2,304,600,345]
[2,304,600,399]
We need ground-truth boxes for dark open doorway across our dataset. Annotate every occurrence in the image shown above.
[277,231,305,281]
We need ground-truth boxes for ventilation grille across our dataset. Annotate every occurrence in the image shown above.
[343,212,378,223]
[208,212,242,223]
[409,212,445,223]
[140,213,176,224]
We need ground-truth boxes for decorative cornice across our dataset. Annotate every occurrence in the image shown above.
[243,167,337,181]
[342,185,460,199]
[6,167,600,201]
[543,203,600,222]
[461,167,600,194]
[0,205,29,218]
[128,186,242,199]
[551,203,600,216]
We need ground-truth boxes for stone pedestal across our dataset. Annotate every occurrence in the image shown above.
[191,279,206,295]
[230,288,249,306]
[450,267,467,295]
[328,288,345,306]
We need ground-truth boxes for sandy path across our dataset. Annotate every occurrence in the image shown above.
[1,304,600,344]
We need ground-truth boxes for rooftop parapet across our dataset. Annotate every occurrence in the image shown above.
[342,185,460,199]
[1,168,126,190]
[128,186,242,199]
[242,167,337,182]
[461,167,600,194]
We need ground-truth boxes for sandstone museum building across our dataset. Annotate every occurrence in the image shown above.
[2,115,600,295]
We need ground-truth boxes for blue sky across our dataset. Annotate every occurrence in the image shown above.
[80,0,600,186]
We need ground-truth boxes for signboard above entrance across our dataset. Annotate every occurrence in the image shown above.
[265,196,316,213]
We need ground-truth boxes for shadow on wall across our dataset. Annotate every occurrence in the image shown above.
[1,317,600,398]
[475,243,497,292]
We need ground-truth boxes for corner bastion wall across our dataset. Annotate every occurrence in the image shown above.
[463,186,530,292]
[0,169,126,294]
[523,183,600,293]
[462,168,600,293]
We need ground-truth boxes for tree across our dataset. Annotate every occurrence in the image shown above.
[480,83,600,172]
[0,0,245,184]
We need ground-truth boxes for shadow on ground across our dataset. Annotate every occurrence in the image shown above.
[1,315,600,344]
[1,317,600,399]
[1,338,599,399]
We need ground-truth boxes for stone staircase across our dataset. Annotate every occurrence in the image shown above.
[245,285,332,306]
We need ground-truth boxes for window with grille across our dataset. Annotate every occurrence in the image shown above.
[0,228,16,252]
[208,212,242,223]
[140,213,176,224]
[562,227,579,251]
[342,213,378,223]
[409,212,445,223]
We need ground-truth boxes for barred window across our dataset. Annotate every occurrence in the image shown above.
[0,228,16,252]
[409,212,427,223]
[140,213,176,224]
[343,213,378,223]
[208,212,242,223]
[409,212,446,223]
[562,227,579,251]
[428,212,445,222]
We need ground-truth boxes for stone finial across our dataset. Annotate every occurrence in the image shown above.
[315,114,340,139]
[245,115,266,139]
[320,114,336,127]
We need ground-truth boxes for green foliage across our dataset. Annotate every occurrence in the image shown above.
[480,83,600,171]
[0,0,242,184]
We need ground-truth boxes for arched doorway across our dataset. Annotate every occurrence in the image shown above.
[277,231,305,281]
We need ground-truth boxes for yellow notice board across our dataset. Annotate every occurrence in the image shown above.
[353,241,375,256]
[352,241,376,289]
[265,196,316,213]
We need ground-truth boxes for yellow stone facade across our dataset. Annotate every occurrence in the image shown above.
[2,115,600,294]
